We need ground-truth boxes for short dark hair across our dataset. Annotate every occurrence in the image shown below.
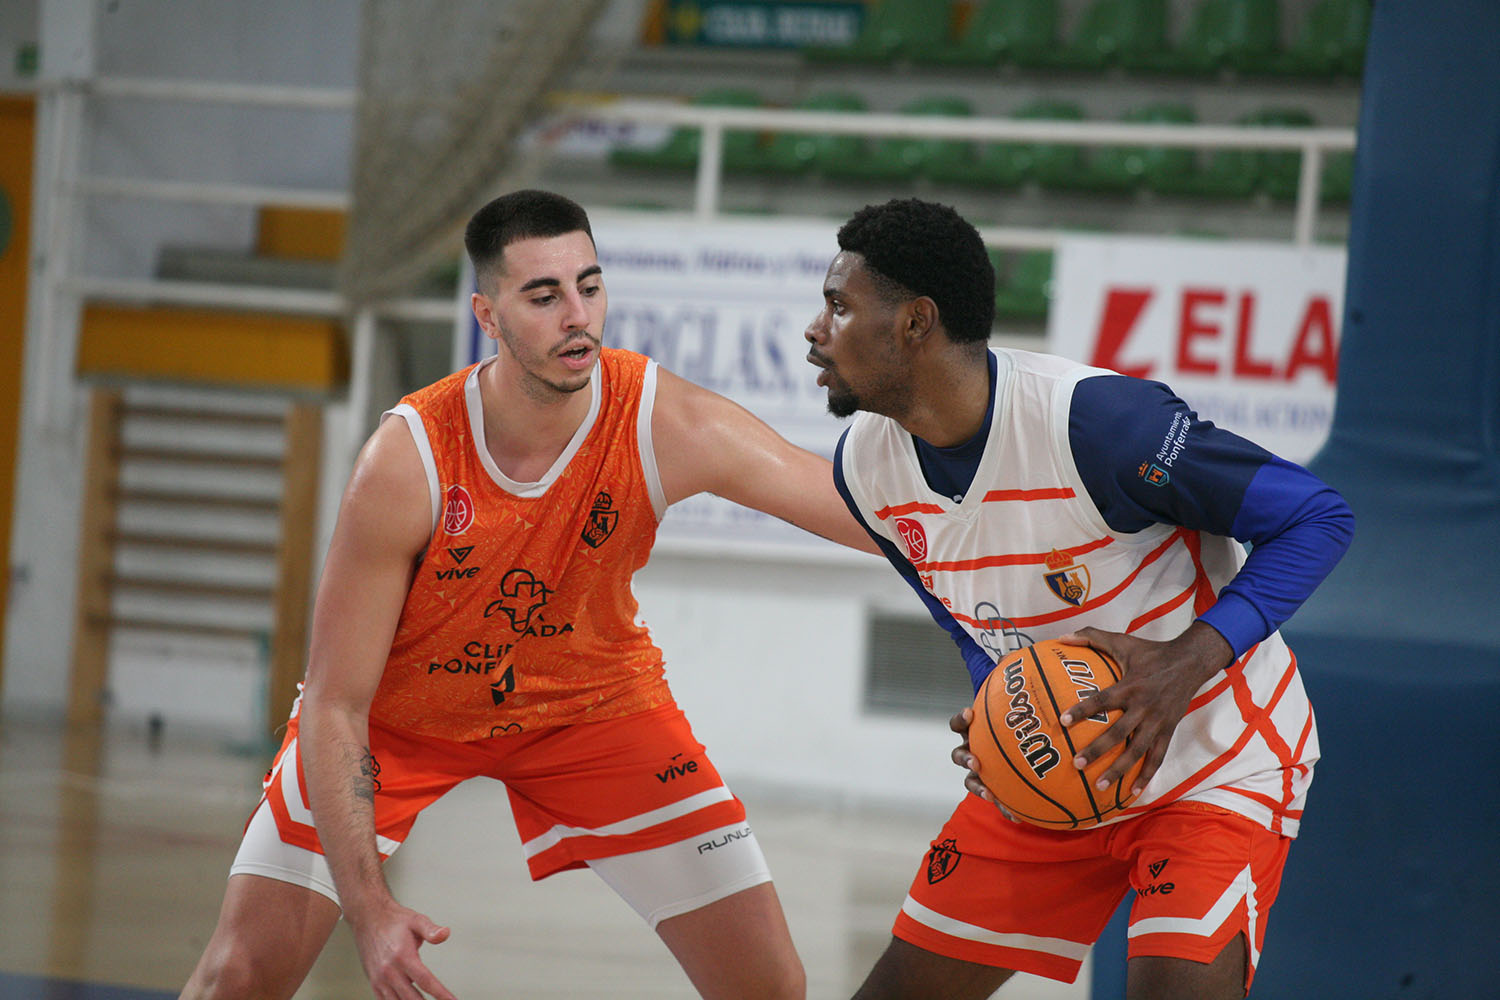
[464,189,594,291]
[836,199,995,343]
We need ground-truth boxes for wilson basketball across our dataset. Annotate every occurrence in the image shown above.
[969,640,1144,830]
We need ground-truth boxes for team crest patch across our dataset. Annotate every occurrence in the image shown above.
[1042,549,1091,607]
[926,838,962,884]
[1138,461,1171,487]
[443,484,475,535]
[581,490,618,548]
[894,516,928,562]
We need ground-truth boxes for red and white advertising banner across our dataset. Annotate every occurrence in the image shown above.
[1047,236,1346,464]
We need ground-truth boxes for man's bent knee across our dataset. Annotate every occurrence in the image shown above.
[1127,933,1249,1000]
[181,874,338,1000]
[182,940,288,1000]
[764,953,806,1000]
[852,938,1015,1000]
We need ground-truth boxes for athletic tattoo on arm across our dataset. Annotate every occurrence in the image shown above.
[348,744,380,804]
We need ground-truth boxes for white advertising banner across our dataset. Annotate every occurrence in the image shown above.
[594,214,847,554]
[460,212,850,556]
[1047,236,1346,464]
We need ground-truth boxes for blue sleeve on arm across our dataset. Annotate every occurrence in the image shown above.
[834,431,998,692]
[1068,376,1355,657]
[1198,458,1356,654]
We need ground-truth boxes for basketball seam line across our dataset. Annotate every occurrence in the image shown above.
[1036,645,1103,827]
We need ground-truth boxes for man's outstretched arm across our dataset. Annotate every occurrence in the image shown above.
[652,366,880,555]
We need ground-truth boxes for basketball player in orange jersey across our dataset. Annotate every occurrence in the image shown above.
[180,190,877,1000]
[806,199,1354,999]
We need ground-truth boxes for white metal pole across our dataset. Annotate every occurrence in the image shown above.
[33,85,85,434]
[1293,144,1325,248]
[347,307,378,458]
[451,255,481,373]
[694,121,724,221]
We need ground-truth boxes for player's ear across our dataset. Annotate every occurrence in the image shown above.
[471,290,499,340]
[904,295,939,345]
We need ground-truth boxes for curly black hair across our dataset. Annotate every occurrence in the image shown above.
[465,189,594,291]
[836,199,995,343]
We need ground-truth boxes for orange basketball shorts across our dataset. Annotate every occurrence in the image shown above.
[255,701,747,882]
[893,795,1292,993]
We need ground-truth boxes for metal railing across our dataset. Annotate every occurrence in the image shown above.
[585,100,1358,247]
[57,78,1359,310]
[32,76,1358,431]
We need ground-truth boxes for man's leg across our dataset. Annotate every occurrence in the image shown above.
[180,873,341,999]
[514,705,801,997]
[1126,933,1247,1000]
[655,882,805,1000]
[851,938,1014,1000]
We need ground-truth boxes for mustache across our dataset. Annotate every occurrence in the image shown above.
[556,334,601,353]
[805,348,832,369]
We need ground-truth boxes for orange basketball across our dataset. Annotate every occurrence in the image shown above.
[969,640,1144,830]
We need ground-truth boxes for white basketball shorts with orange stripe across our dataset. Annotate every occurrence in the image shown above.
[230,702,770,927]
[894,795,1292,994]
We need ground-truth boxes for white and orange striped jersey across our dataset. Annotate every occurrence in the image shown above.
[835,349,1351,837]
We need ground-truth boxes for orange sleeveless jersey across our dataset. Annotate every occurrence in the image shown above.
[368,348,672,742]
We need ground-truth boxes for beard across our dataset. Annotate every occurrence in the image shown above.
[826,382,860,419]
[824,365,909,421]
[496,322,599,400]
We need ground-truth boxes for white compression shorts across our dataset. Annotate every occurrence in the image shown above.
[230,797,771,929]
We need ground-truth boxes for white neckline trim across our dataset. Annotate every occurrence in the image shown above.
[464,354,603,498]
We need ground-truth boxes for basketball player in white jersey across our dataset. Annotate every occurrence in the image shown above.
[805,199,1354,998]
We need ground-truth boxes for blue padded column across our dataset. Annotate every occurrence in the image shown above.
[1093,2,1500,996]
[1253,0,1500,996]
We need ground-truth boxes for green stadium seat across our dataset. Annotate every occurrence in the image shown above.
[927,99,1085,189]
[1082,103,1197,192]
[926,137,1028,189]
[1040,0,1168,70]
[993,250,1054,321]
[1016,100,1089,188]
[821,95,973,182]
[1262,0,1372,77]
[1333,0,1372,75]
[985,245,1006,317]
[802,0,951,64]
[1262,144,1354,203]
[985,245,1006,282]
[1154,147,1259,197]
[1321,150,1356,202]
[1131,0,1227,73]
[1132,0,1278,75]
[1149,107,1313,199]
[1156,0,1227,73]
[1252,108,1316,199]
[609,88,763,172]
[1232,0,1284,70]
[909,0,1059,67]
[1226,0,1281,72]
[754,92,868,175]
